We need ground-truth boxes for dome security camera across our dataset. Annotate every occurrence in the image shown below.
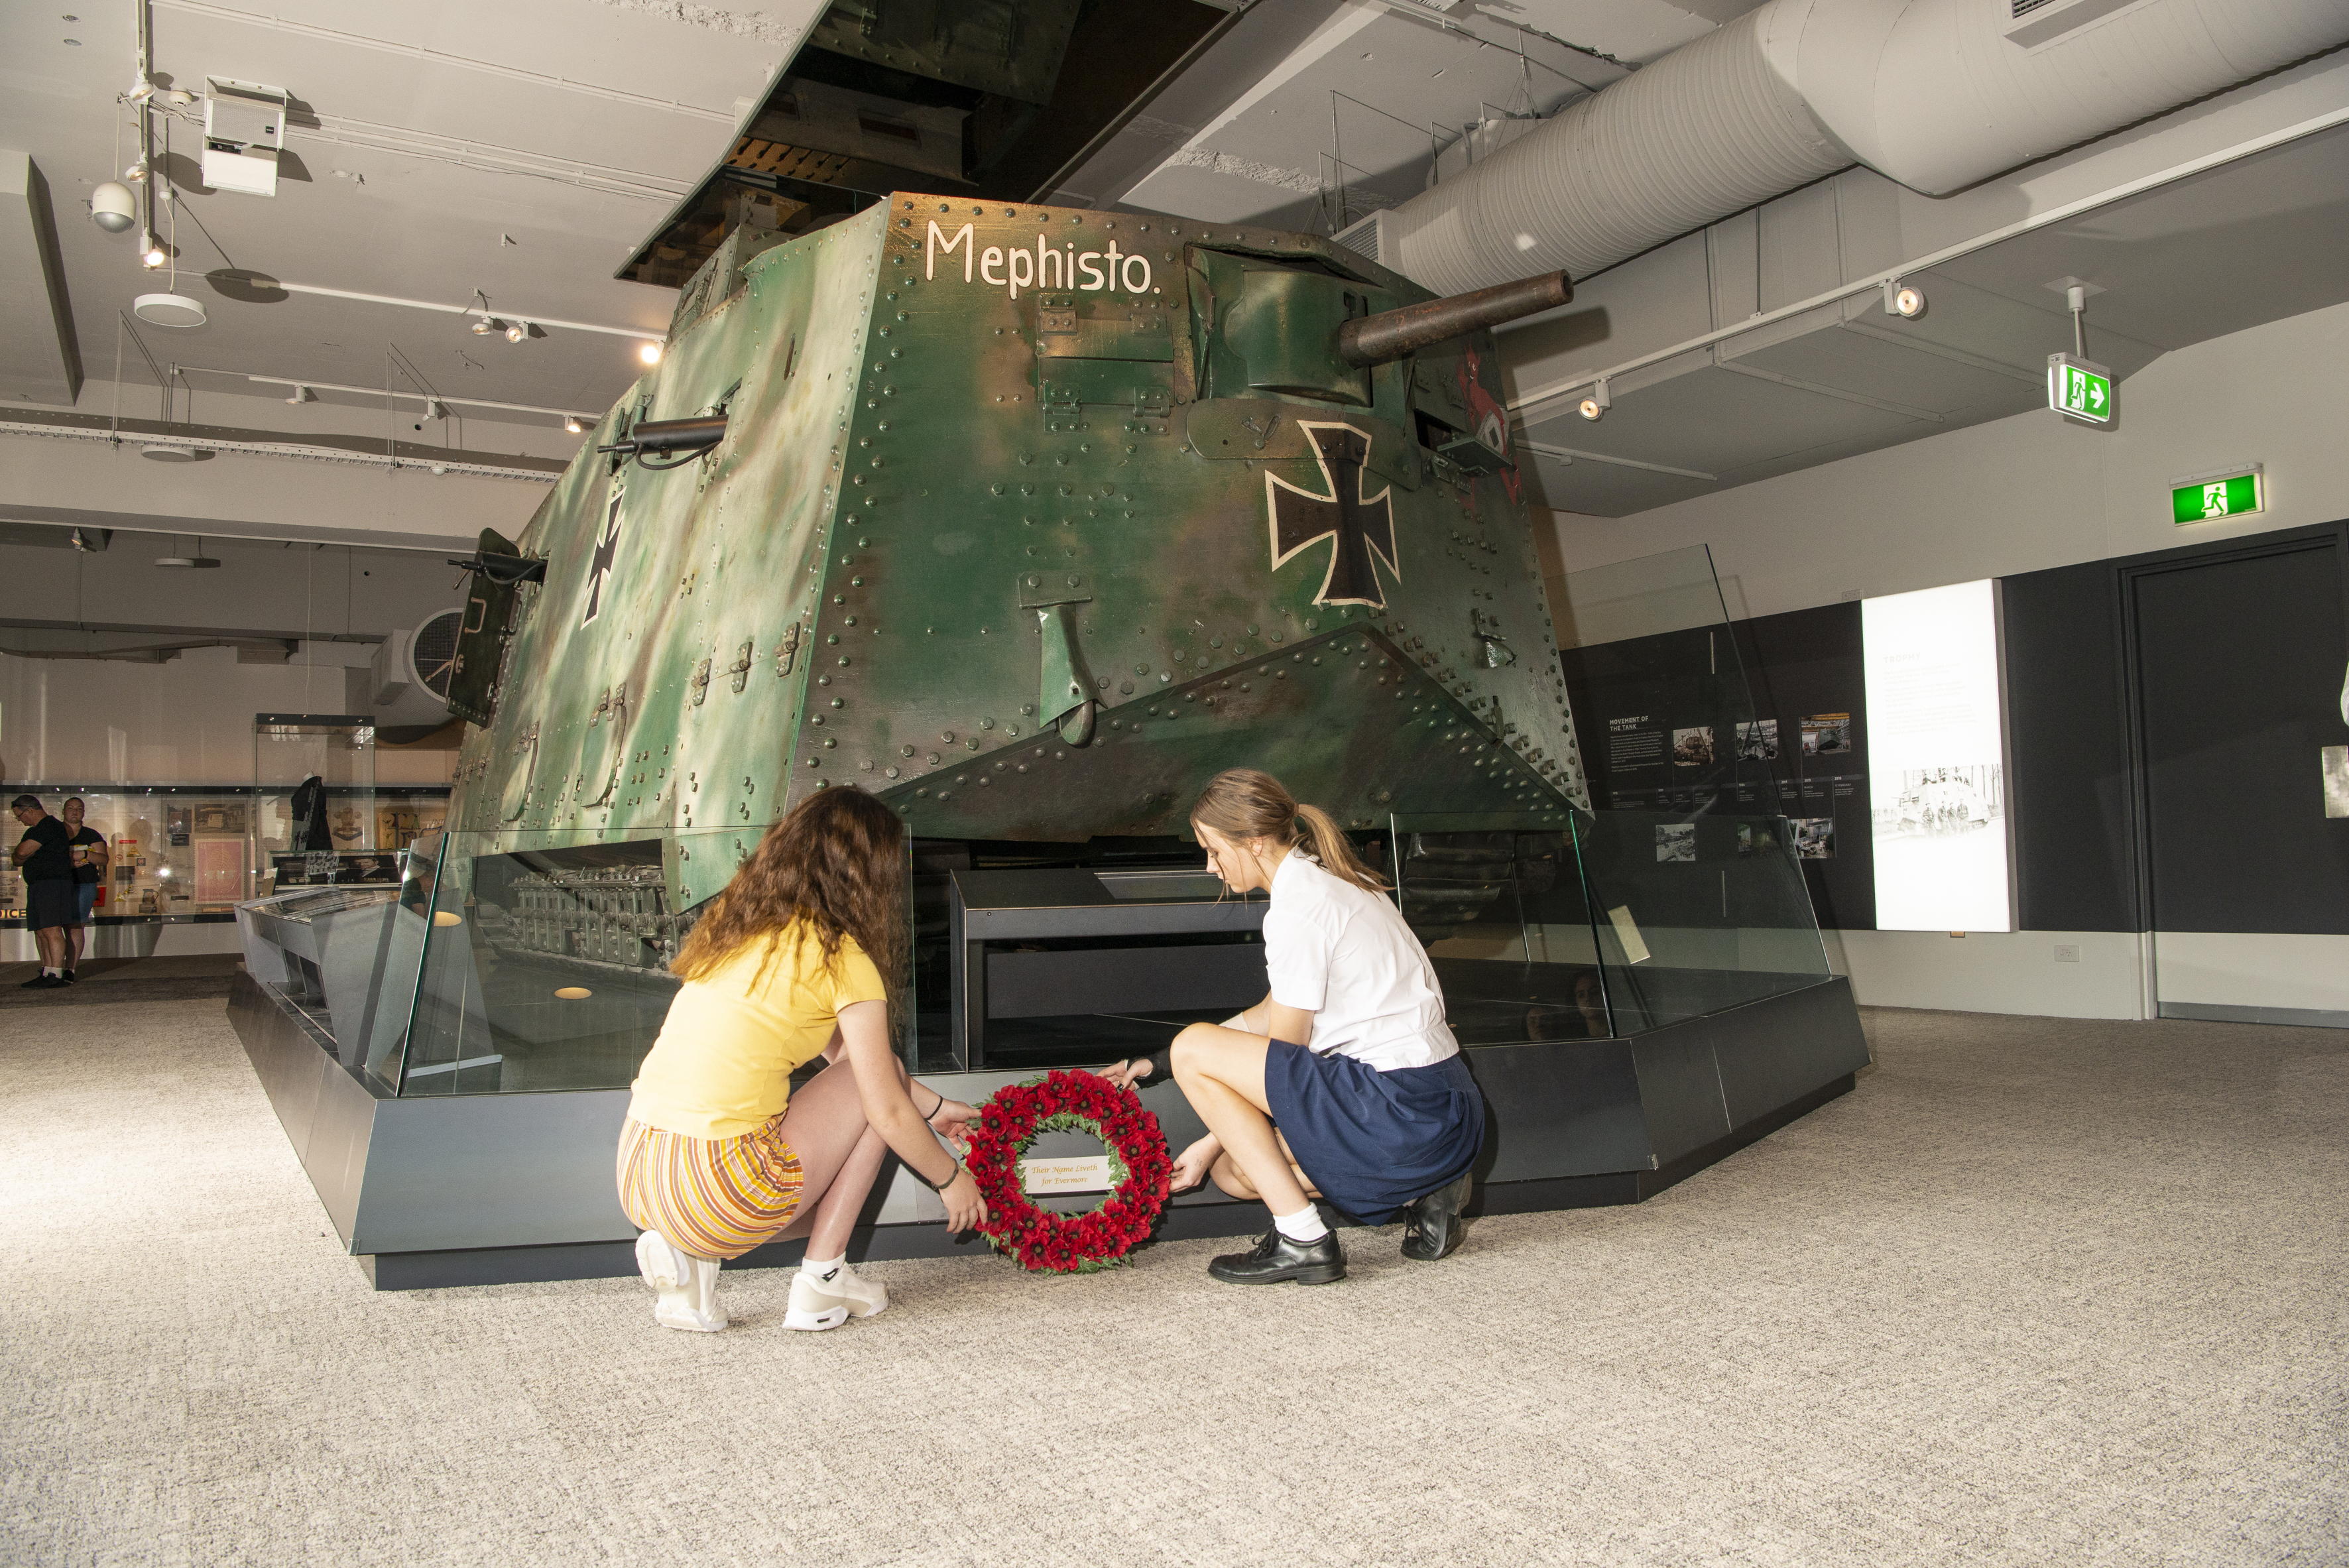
[90,181,136,233]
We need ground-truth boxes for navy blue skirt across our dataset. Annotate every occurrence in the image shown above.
[1264,1044,1486,1223]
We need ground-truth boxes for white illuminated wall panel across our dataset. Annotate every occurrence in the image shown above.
[1862,579,2015,932]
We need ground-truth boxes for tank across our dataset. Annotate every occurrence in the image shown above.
[444,194,1589,914]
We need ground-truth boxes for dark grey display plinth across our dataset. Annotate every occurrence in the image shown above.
[229,969,1870,1291]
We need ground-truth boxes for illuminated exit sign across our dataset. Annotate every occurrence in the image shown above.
[2047,353,2112,424]
[2171,466,2264,524]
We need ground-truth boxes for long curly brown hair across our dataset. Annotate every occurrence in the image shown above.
[672,787,906,995]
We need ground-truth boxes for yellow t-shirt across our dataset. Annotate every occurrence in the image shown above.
[625,924,887,1139]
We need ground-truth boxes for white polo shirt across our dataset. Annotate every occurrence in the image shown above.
[1261,851,1458,1071]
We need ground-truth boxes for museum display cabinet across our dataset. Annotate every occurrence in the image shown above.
[2,779,450,959]
[231,789,1866,1290]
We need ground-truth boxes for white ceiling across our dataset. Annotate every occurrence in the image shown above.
[2,0,817,429]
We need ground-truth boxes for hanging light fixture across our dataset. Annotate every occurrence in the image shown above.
[154,535,221,568]
[90,182,136,232]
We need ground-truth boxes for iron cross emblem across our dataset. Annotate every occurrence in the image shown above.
[1265,423,1399,609]
[581,482,624,627]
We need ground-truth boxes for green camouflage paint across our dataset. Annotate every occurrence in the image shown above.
[448,195,1590,911]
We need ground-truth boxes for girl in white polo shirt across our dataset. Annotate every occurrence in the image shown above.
[1106,768,1485,1284]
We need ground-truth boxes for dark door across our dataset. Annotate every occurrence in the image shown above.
[2130,532,2349,937]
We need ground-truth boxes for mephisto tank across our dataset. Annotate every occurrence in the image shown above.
[444,194,1587,910]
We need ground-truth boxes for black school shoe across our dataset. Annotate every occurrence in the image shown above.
[1400,1170,1474,1262]
[20,973,65,990]
[1207,1228,1347,1286]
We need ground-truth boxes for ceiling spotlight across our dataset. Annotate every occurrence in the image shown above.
[139,232,166,269]
[563,415,583,434]
[127,74,155,103]
[471,316,499,336]
[1885,279,1926,319]
[123,159,148,184]
[89,181,135,232]
[285,385,312,405]
[426,399,448,420]
[1577,377,1610,422]
[638,341,662,365]
[161,88,194,107]
[505,320,527,343]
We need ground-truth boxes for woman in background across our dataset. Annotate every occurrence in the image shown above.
[618,788,985,1333]
[1105,769,1486,1284]
[60,798,107,980]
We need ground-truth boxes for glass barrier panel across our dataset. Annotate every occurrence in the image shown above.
[1568,808,1829,1034]
[1389,810,1614,1045]
[231,863,432,1087]
[399,829,704,1095]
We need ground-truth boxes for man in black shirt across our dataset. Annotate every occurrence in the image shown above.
[62,797,108,979]
[11,795,74,988]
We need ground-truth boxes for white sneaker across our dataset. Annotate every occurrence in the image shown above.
[637,1231,727,1333]
[785,1260,886,1331]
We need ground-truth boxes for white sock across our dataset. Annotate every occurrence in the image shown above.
[1273,1205,1329,1244]
[801,1252,845,1282]
[42,967,60,978]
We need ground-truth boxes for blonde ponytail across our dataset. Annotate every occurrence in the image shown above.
[1189,768,1389,893]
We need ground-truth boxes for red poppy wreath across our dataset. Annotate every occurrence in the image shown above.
[966,1069,1172,1274]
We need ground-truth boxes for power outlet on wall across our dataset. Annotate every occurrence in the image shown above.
[2053,944,2080,963]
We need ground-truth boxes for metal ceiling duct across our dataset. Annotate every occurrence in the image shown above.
[1378,0,2349,296]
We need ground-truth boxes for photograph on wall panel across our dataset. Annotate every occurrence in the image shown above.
[1861,580,2014,932]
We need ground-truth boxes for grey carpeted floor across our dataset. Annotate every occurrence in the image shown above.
[1,999,2342,1567]
[0,955,243,1008]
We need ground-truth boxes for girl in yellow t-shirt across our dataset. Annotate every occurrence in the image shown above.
[617,788,987,1333]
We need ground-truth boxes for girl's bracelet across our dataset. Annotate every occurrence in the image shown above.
[906,1158,962,1193]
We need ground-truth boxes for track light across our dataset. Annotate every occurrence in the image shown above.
[426,399,448,421]
[1577,377,1610,422]
[1885,279,1925,319]
[564,415,583,434]
[471,316,499,336]
[140,233,166,269]
[506,320,528,343]
[123,160,148,184]
[90,182,135,233]
[127,74,155,103]
[285,385,312,405]
[638,341,662,365]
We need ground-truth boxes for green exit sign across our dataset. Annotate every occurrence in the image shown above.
[2171,466,2264,524]
[2047,353,2113,424]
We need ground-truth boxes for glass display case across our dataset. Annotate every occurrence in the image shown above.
[235,792,1833,1099]
[231,540,1835,1103]
[254,713,377,901]
[1,784,450,925]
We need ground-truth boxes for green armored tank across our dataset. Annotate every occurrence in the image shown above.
[450,196,1585,873]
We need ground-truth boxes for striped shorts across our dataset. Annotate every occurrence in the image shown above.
[615,1115,806,1261]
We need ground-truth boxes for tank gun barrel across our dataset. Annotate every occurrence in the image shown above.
[1337,270,1572,367]
[596,414,729,458]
